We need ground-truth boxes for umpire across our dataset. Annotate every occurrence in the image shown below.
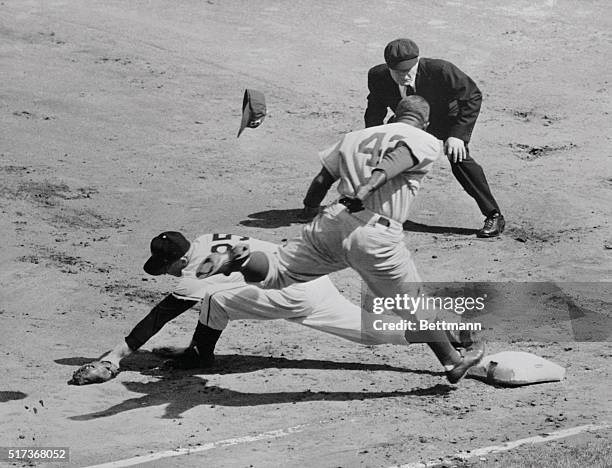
[365,38,504,237]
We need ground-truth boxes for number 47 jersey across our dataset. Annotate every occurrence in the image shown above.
[319,122,443,224]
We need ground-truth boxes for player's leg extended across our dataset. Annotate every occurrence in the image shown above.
[206,276,407,347]
[349,224,484,383]
[168,283,345,368]
[291,276,408,346]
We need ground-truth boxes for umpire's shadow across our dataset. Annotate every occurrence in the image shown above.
[239,209,479,234]
[402,220,479,236]
[67,352,451,420]
[239,208,309,228]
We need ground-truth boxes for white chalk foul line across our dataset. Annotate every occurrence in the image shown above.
[82,424,308,468]
[390,422,611,468]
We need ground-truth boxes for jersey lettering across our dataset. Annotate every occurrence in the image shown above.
[210,234,250,253]
[357,133,405,167]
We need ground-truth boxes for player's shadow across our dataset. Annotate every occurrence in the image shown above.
[0,391,27,403]
[63,352,451,420]
[55,350,163,375]
[239,209,310,228]
[173,353,442,376]
[69,373,454,420]
[402,220,479,236]
[56,352,441,377]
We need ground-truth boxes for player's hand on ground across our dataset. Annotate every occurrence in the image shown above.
[445,136,466,163]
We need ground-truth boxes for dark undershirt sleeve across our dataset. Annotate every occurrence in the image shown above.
[303,166,336,208]
[124,294,197,350]
[374,143,418,180]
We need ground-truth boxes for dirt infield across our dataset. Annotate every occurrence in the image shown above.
[1,0,611,467]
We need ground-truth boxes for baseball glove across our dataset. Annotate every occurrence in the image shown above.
[68,361,119,386]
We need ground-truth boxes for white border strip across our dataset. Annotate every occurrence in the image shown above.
[390,423,611,468]
[82,424,307,468]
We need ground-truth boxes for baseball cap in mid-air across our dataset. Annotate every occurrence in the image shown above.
[143,231,190,275]
[384,38,420,70]
[237,89,267,137]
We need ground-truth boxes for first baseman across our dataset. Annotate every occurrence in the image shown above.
[198,96,485,384]
[69,232,409,384]
[364,38,504,237]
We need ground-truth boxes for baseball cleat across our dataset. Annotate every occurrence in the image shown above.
[165,346,215,370]
[196,243,250,278]
[447,329,475,350]
[446,341,486,384]
[477,213,505,238]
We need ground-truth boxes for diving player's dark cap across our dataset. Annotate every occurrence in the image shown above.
[143,231,190,275]
[384,38,420,70]
[237,89,267,138]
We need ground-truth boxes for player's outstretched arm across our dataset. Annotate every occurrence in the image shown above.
[300,167,337,220]
[123,294,197,352]
[69,295,197,385]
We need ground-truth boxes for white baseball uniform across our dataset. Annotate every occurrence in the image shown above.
[257,123,443,323]
[172,233,407,346]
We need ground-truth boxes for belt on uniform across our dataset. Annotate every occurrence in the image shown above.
[377,217,391,227]
[338,197,393,228]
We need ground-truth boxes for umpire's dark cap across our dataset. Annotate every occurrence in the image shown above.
[237,89,267,137]
[144,231,190,275]
[384,38,419,70]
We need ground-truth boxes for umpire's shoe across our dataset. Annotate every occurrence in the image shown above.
[196,243,250,278]
[446,341,486,384]
[477,212,505,238]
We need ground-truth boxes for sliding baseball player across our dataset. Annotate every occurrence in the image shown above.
[69,231,408,385]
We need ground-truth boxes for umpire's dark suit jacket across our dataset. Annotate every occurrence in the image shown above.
[365,58,482,143]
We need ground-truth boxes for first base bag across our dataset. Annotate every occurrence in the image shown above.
[468,351,565,386]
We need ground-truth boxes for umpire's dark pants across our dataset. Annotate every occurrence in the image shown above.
[450,145,500,217]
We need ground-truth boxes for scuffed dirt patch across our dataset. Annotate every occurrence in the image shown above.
[102,281,163,304]
[0,165,33,174]
[12,110,57,120]
[501,107,563,126]
[0,180,96,205]
[17,247,111,274]
[509,142,577,160]
[507,224,602,244]
[48,207,126,230]
[0,178,126,230]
